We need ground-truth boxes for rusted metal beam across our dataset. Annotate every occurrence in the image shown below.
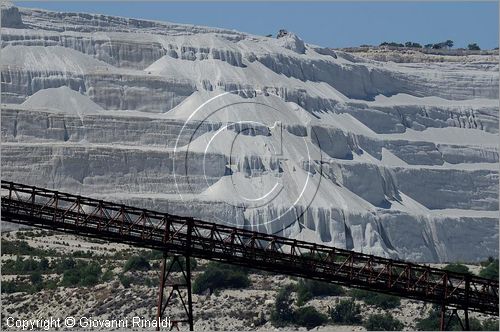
[156,253,167,331]
[156,254,193,331]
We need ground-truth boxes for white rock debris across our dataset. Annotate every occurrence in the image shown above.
[1,4,498,262]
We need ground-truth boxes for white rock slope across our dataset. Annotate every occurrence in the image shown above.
[1,4,498,262]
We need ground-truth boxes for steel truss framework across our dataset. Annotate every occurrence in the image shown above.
[1,181,498,330]
[157,253,194,331]
[441,307,470,331]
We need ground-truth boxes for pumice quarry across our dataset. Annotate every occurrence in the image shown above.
[0,1,499,331]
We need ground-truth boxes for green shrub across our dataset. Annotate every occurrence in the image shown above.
[2,256,43,274]
[2,276,58,294]
[38,257,50,271]
[192,262,249,294]
[72,250,94,258]
[1,240,36,255]
[45,278,58,290]
[443,263,470,275]
[469,318,484,331]
[480,257,495,267]
[1,259,17,274]
[1,280,33,294]
[23,257,40,271]
[350,289,400,309]
[118,274,132,288]
[405,41,422,48]
[120,249,164,261]
[380,41,404,48]
[30,271,43,291]
[80,262,102,286]
[123,255,151,272]
[468,43,481,51]
[193,268,225,294]
[483,319,499,331]
[30,271,43,284]
[1,281,17,293]
[101,269,114,282]
[480,260,499,280]
[270,285,295,327]
[364,313,404,331]
[60,261,102,287]
[143,276,157,287]
[3,256,42,273]
[294,306,327,329]
[296,279,344,305]
[330,299,362,325]
[1,240,57,256]
[61,269,81,287]
[55,258,76,274]
[2,256,52,275]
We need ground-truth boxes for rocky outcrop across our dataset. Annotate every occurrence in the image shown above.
[1,3,24,28]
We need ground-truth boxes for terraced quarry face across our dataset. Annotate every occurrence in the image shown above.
[1,3,498,263]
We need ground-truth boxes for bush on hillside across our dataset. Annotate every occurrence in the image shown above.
[405,41,422,48]
[192,262,250,295]
[482,319,499,331]
[380,41,404,47]
[61,261,102,287]
[55,258,76,274]
[101,269,114,282]
[2,256,42,274]
[364,313,404,331]
[480,259,499,280]
[2,280,35,294]
[330,299,362,325]
[123,255,151,272]
[294,306,328,329]
[118,273,132,288]
[443,263,470,275]
[350,289,401,309]
[468,43,481,51]
[296,279,344,305]
[270,285,295,327]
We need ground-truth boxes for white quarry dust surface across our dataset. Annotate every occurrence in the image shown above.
[0,3,498,262]
[22,86,104,119]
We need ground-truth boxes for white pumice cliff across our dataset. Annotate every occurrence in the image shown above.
[1,3,498,262]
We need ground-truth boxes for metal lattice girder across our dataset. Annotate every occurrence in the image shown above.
[1,181,498,317]
[156,253,193,331]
